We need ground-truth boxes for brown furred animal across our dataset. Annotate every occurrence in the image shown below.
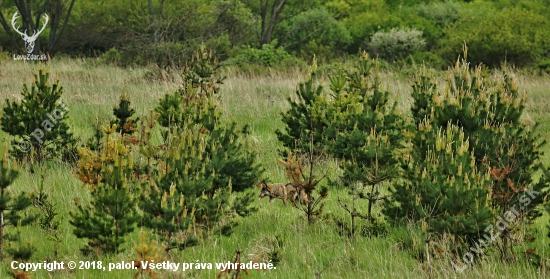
[259,181,312,206]
[259,181,291,206]
[285,183,311,205]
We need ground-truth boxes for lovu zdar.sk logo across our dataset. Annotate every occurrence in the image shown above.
[11,11,48,61]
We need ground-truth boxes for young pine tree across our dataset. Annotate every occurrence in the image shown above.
[154,47,262,194]
[275,58,332,225]
[1,69,76,162]
[409,54,546,222]
[112,91,139,136]
[275,57,325,157]
[408,123,493,247]
[392,49,548,259]
[70,124,140,255]
[142,48,262,250]
[139,123,213,252]
[321,52,407,232]
[86,92,139,152]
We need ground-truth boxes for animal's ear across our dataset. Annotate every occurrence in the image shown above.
[257,181,267,189]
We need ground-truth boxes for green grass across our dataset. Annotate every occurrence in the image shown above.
[0,57,549,278]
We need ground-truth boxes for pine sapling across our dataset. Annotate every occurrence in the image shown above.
[321,52,406,232]
[70,124,140,255]
[402,48,548,259]
[130,231,166,279]
[1,69,76,163]
[112,91,139,136]
[276,57,325,157]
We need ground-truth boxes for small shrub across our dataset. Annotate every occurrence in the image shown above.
[98,48,122,66]
[368,27,426,62]
[111,92,139,136]
[361,217,389,238]
[410,1,462,29]
[229,41,300,68]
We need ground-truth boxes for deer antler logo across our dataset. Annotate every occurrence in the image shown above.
[11,12,49,54]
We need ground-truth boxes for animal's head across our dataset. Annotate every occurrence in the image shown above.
[258,182,271,199]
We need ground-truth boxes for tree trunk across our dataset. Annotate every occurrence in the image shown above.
[367,183,376,221]
[259,0,286,46]
[148,0,158,44]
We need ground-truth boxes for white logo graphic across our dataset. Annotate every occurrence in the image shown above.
[11,12,49,60]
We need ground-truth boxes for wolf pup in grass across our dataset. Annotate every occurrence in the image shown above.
[259,181,311,206]
[259,181,292,206]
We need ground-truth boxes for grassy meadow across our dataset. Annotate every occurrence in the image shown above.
[0,57,549,279]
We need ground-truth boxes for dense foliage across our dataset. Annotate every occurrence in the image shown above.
[1,0,550,68]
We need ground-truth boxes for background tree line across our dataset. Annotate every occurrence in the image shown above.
[1,0,550,69]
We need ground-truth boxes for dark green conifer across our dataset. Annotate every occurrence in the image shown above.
[320,52,407,232]
[112,92,139,135]
[392,49,548,258]
[409,123,493,245]
[70,125,140,255]
[1,69,76,162]
[275,58,325,156]
[142,47,263,250]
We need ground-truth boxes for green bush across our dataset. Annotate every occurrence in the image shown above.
[229,41,300,68]
[440,7,550,67]
[98,48,122,65]
[280,8,352,61]
[410,1,462,29]
[368,27,426,62]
